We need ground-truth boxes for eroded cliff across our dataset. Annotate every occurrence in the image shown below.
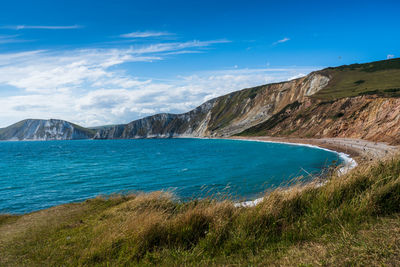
[239,96,400,145]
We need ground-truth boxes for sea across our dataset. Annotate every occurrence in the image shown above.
[0,138,343,214]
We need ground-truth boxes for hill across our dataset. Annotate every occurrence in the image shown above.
[0,119,96,141]
[94,58,400,142]
[236,59,400,144]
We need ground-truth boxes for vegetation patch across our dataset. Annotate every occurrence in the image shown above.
[313,58,400,100]
[354,79,365,85]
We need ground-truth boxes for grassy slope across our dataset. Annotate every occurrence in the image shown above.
[1,155,400,266]
[313,58,400,100]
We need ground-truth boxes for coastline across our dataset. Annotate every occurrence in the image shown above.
[226,136,398,207]
[225,137,358,175]
[229,136,398,162]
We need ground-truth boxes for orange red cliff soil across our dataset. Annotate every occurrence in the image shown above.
[239,95,400,146]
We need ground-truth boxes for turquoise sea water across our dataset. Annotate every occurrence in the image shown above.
[0,139,342,214]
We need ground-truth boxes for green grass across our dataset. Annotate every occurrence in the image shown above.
[314,58,400,100]
[1,155,400,266]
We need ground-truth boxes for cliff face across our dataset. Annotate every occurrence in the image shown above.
[94,72,330,139]
[239,96,400,145]
[0,119,95,141]
[94,100,216,139]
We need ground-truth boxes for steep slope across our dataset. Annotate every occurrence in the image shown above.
[94,100,216,139]
[238,58,400,144]
[238,96,400,145]
[0,119,95,141]
[94,72,329,139]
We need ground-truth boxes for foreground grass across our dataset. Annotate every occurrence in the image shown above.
[1,156,400,266]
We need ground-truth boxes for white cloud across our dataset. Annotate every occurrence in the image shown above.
[0,39,226,93]
[0,34,31,44]
[131,39,230,54]
[288,73,306,80]
[2,25,82,30]
[0,40,317,128]
[387,54,395,59]
[163,50,204,55]
[120,31,171,38]
[273,37,290,45]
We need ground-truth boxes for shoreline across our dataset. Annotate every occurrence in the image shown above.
[226,136,398,207]
[223,137,358,175]
[229,136,398,162]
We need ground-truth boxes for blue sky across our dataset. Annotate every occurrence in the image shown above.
[0,0,398,127]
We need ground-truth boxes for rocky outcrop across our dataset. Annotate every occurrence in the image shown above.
[0,119,95,141]
[94,72,330,139]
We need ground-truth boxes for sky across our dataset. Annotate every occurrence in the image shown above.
[0,0,399,127]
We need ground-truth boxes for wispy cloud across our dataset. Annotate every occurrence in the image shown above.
[387,54,395,59]
[120,31,172,38]
[0,34,26,44]
[163,50,204,55]
[131,39,230,54]
[1,25,82,30]
[273,37,290,45]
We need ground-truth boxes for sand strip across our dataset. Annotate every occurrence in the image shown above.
[229,136,398,162]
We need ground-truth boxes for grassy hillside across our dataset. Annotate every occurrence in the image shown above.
[313,58,400,100]
[1,155,400,266]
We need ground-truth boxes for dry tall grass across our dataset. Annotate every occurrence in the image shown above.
[1,155,400,266]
